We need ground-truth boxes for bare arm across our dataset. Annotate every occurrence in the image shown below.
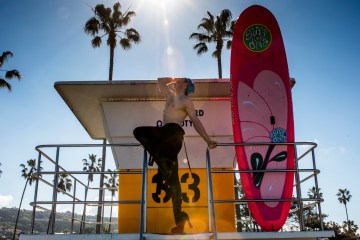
[185,99,217,149]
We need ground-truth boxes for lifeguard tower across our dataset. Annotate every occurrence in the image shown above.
[20,79,334,240]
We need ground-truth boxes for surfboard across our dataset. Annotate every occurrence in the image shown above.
[230,5,295,231]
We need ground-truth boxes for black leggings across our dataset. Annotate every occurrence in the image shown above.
[133,123,185,225]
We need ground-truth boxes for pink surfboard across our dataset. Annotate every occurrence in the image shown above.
[230,5,295,231]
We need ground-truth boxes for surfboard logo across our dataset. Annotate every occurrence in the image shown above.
[243,24,272,52]
[270,128,287,143]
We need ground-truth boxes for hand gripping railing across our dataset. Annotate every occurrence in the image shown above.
[206,142,323,240]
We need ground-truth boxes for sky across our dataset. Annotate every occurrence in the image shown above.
[1,0,360,232]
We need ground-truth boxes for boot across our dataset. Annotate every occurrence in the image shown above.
[171,211,193,234]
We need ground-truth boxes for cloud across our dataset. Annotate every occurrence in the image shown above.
[0,195,14,207]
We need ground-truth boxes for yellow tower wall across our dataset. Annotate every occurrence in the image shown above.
[118,168,235,233]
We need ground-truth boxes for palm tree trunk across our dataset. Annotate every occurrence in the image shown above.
[109,195,113,232]
[345,204,350,232]
[13,179,29,240]
[217,52,222,79]
[109,46,114,81]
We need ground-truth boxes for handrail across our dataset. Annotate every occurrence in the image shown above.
[27,141,324,238]
[30,143,144,235]
[205,142,323,239]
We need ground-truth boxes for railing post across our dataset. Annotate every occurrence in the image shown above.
[50,147,60,234]
[312,149,324,230]
[71,179,77,233]
[140,149,148,240]
[80,185,86,233]
[96,139,107,233]
[206,148,217,240]
[294,144,305,231]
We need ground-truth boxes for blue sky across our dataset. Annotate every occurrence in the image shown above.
[1,0,360,231]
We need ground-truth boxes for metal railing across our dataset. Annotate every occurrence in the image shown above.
[206,142,324,240]
[28,141,324,239]
[29,143,148,239]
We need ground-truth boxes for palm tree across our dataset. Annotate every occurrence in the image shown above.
[80,154,102,232]
[0,162,3,177]
[0,51,21,91]
[57,174,72,193]
[308,186,323,199]
[337,188,352,232]
[13,159,41,240]
[103,169,119,232]
[84,2,141,80]
[189,9,235,79]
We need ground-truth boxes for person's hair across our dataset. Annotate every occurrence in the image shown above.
[184,78,195,96]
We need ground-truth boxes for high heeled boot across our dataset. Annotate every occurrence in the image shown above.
[171,211,193,234]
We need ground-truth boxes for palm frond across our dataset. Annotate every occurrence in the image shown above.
[113,2,121,13]
[226,40,232,49]
[198,20,214,33]
[84,17,100,36]
[0,79,12,91]
[218,9,232,29]
[5,70,21,80]
[206,11,214,22]
[189,33,211,43]
[100,22,111,33]
[119,38,131,50]
[230,20,236,32]
[0,51,13,68]
[92,36,102,48]
[105,7,112,20]
[223,30,234,39]
[200,34,212,43]
[121,11,136,26]
[193,42,208,55]
[125,28,141,43]
[28,159,36,167]
[189,32,200,40]
[94,4,107,21]
[113,10,121,23]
